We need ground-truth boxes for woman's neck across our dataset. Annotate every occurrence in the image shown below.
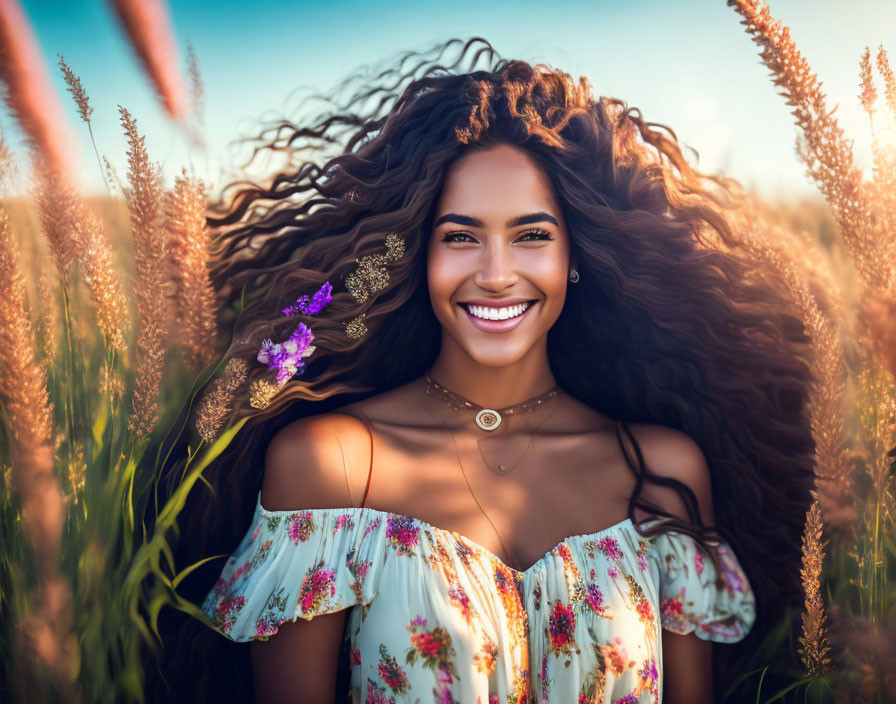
[427,339,558,409]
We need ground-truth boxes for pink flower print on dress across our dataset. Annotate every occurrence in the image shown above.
[298,566,336,614]
[607,565,620,579]
[363,677,395,704]
[377,643,410,694]
[659,588,689,632]
[435,668,459,704]
[386,514,419,556]
[286,511,315,544]
[695,549,705,575]
[585,582,606,615]
[363,515,381,538]
[255,615,279,639]
[597,535,623,562]
[447,582,473,625]
[334,513,355,535]
[214,594,246,634]
[636,657,659,698]
[635,597,654,625]
[612,694,638,704]
[350,646,362,665]
[547,600,577,656]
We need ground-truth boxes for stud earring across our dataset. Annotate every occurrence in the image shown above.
[568,268,580,283]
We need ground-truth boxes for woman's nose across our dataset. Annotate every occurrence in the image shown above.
[473,240,518,290]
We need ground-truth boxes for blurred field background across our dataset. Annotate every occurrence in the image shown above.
[0,0,894,703]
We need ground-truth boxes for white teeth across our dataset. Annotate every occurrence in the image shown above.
[465,301,531,321]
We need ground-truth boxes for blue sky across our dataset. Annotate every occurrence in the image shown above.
[5,0,895,201]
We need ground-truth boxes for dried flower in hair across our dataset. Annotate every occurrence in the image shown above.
[345,233,405,303]
[249,378,280,410]
[344,313,368,340]
[258,323,316,386]
[282,281,333,317]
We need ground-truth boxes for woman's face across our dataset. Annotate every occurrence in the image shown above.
[427,143,573,368]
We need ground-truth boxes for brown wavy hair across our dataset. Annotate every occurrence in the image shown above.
[146,37,816,703]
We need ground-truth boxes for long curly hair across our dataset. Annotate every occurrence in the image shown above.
[146,37,816,703]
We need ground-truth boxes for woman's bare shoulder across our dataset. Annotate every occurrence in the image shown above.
[261,411,373,512]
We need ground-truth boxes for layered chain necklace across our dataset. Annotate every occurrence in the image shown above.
[421,370,563,570]
[422,370,561,475]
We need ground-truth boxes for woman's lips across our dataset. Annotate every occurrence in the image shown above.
[458,301,536,333]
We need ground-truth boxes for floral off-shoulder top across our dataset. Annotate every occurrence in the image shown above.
[202,491,755,703]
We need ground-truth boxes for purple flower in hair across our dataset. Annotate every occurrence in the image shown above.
[259,281,333,385]
[282,281,333,317]
[258,322,316,385]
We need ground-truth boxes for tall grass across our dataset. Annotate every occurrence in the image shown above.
[725,1,896,702]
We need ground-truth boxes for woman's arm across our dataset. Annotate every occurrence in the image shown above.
[629,424,718,704]
[250,414,368,704]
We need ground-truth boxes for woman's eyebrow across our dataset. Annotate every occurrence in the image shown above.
[433,211,560,228]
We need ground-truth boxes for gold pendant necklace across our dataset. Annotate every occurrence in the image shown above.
[423,371,561,475]
[424,373,559,431]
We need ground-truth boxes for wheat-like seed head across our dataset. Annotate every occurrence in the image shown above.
[185,38,205,141]
[36,270,57,364]
[32,166,78,279]
[797,494,832,677]
[193,357,249,443]
[70,201,130,351]
[0,206,53,454]
[56,53,92,125]
[120,105,169,437]
[167,169,218,370]
[729,205,855,531]
[730,0,884,290]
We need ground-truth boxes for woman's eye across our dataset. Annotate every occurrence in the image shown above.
[441,232,476,243]
[441,229,553,243]
[517,229,553,242]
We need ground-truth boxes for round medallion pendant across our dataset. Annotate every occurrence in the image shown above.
[475,409,502,431]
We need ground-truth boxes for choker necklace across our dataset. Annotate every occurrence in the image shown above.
[422,370,561,476]
[424,373,559,431]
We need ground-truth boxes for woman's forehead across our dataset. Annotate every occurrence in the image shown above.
[436,146,560,220]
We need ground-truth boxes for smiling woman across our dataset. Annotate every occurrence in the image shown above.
[152,37,816,704]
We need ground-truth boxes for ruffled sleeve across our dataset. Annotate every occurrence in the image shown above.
[649,530,756,643]
[201,492,388,642]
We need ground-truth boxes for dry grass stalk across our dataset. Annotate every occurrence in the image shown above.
[101,154,124,195]
[56,54,92,125]
[0,123,18,190]
[32,166,129,350]
[185,38,204,141]
[32,164,78,280]
[731,206,856,531]
[0,204,78,700]
[193,357,248,443]
[110,0,187,120]
[69,201,129,351]
[36,270,57,364]
[797,494,833,676]
[728,0,882,291]
[0,0,76,182]
[166,169,218,369]
[861,48,896,296]
[57,54,112,194]
[121,106,169,437]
